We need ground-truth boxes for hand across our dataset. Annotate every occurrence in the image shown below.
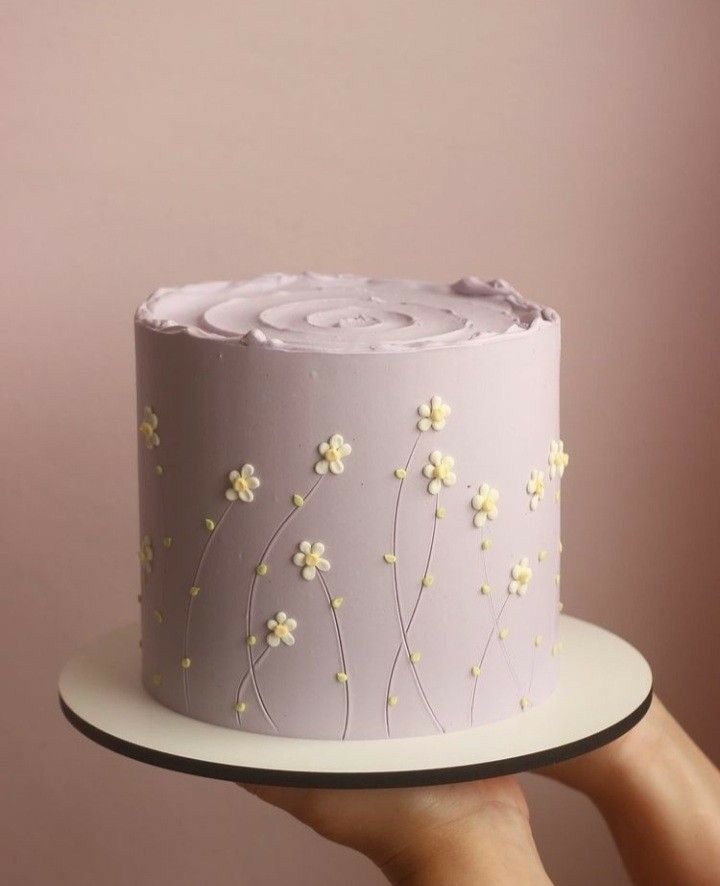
[240,698,720,886]
[539,697,720,886]
[241,775,551,885]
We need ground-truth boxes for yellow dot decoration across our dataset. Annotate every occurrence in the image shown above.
[246,635,257,646]
[555,573,561,587]
[189,586,200,597]
[331,597,344,609]
[152,673,162,686]
[204,518,215,531]
[256,563,268,576]
[409,651,421,664]
[153,609,164,624]
[388,695,399,707]
[422,574,434,588]
[534,634,543,647]
[436,506,446,519]
[181,657,192,669]
[558,540,563,553]
[162,536,173,548]
[336,672,348,683]
[520,697,531,711]
[394,467,407,479]
[552,642,564,656]
[480,584,491,596]
[481,538,492,551]
[292,493,304,508]
[154,464,164,476]
[557,600,564,612]
[555,489,561,503]
[234,702,246,714]
[383,553,397,564]
[538,549,548,562]
[471,665,481,677]
[499,627,509,640]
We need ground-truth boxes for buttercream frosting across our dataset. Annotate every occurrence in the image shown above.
[136,272,557,354]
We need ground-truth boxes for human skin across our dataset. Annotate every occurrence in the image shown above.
[241,698,720,885]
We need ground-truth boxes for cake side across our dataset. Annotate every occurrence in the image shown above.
[135,275,566,740]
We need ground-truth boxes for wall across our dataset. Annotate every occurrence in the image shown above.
[3,2,719,884]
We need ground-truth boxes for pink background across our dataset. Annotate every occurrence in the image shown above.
[3,2,719,884]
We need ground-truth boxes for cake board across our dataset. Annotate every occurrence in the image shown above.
[59,615,652,789]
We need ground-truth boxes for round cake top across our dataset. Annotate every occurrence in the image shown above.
[136,273,557,354]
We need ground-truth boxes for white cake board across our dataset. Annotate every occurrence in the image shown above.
[59,616,652,788]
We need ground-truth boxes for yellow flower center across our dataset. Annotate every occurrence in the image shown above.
[233,476,249,493]
[436,463,449,480]
[430,406,444,423]
[305,552,319,567]
[274,623,289,638]
[325,447,340,462]
[139,421,154,441]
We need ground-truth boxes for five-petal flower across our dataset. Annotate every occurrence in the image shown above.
[315,434,352,476]
[266,611,297,647]
[548,439,570,479]
[471,484,500,527]
[293,541,331,581]
[508,557,532,595]
[526,469,545,511]
[225,464,261,502]
[417,395,451,432]
[422,451,457,495]
[138,535,153,573]
[139,407,159,449]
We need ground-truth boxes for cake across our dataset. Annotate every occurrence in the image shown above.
[135,273,566,740]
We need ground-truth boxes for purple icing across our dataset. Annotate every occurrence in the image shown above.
[136,273,562,740]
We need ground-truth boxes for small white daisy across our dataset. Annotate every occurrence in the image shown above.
[527,469,545,511]
[139,406,159,448]
[471,484,500,527]
[417,395,451,432]
[422,450,457,495]
[225,464,261,502]
[293,541,331,581]
[508,557,533,595]
[548,439,570,479]
[315,434,352,476]
[266,611,297,647]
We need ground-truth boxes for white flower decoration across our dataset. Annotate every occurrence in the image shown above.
[293,541,331,581]
[422,451,457,495]
[315,434,352,476]
[509,557,532,595]
[225,464,261,502]
[266,611,297,647]
[417,395,451,432]
[471,484,500,527]
[139,406,159,448]
[548,439,570,479]
[138,535,153,573]
[526,469,545,511]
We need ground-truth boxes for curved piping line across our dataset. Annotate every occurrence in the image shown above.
[318,573,350,740]
[244,476,323,732]
[182,499,235,711]
[386,439,445,736]
[234,646,271,727]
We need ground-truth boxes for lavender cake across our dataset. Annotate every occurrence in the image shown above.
[135,273,567,740]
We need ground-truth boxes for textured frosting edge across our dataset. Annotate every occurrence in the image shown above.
[135,272,559,354]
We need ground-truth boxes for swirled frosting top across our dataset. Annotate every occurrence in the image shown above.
[136,273,557,354]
